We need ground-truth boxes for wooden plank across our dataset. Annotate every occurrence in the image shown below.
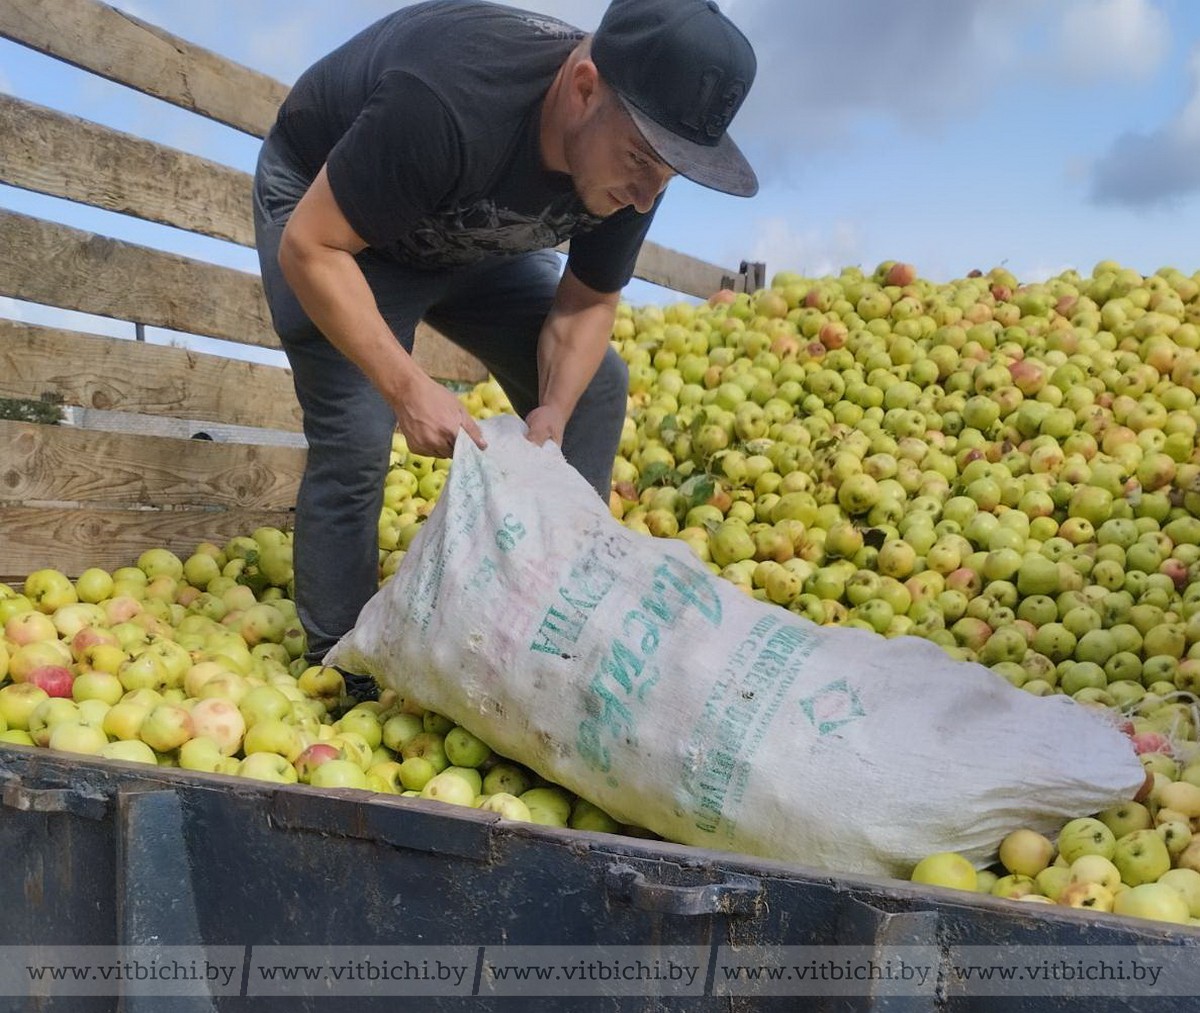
[0,0,286,138]
[0,421,305,511]
[0,211,487,381]
[0,505,293,582]
[0,320,303,430]
[0,94,255,246]
[0,208,278,349]
[630,241,741,300]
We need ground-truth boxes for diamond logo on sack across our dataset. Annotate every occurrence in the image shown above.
[798,679,866,736]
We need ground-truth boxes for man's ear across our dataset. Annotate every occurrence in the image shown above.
[569,58,603,115]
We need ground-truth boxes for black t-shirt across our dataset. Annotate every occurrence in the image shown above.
[271,0,662,293]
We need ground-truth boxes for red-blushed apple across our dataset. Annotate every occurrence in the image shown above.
[5,611,59,646]
[189,697,246,755]
[294,742,344,784]
[48,721,107,755]
[70,625,119,663]
[0,683,50,730]
[10,636,73,677]
[103,596,144,625]
[138,703,194,753]
[50,603,106,639]
[23,665,75,699]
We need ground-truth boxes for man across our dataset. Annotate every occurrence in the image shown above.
[253,0,758,703]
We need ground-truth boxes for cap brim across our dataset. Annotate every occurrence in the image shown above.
[618,95,758,198]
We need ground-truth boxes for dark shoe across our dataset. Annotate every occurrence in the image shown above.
[336,669,380,714]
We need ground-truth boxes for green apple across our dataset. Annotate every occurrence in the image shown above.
[519,786,573,827]
[178,735,225,773]
[482,762,532,798]
[1068,854,1122,891]
[1157,780,1200,818]
[420,771,476,807]
[1112,883,1191,923]
[48,721,107,755]
[327,732,374,771]
[310,759,370,790]
[366,760,405,793]
[238,685,293,728]
[138,704,194,753]
[991,874,1037,899]
[1111,829,1172,887]
[297,666,344,709]
[398,756,437,792]
[974,869,999,894]
[381,713,424,753]
[998,828,1054,877]
[569,799,621,834]
[1096,801,1153,839]
[444,726,492,768]
[910,852,977,892]
[1156,868,1200,918]
[1034,865,1072,902]
[74,567,115,604]
[102,701,150,741]
[441,766,483,795]
[1058,881,1115,912]
[400,732,448,772]
[480,793,532,821]
[335,708,383,750]
[28,698,81,746]
[0,683,50,731]
[71,670,125,707]
[242,718,304,763]
[1157,821,1193,858]
[0,730,35,746]
[98,739,158,765]
[1057,817,1116,863]
[237,752,299,784]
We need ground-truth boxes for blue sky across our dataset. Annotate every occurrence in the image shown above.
[3,0,1200,367]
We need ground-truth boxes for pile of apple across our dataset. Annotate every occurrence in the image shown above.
[0,537,632,837]
[5,256,1200,927]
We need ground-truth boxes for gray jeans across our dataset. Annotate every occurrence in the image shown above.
[252,137,628,663]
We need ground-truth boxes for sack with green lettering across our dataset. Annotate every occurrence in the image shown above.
[327,415,1147,877]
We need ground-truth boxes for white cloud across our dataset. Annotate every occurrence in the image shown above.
[741,218,865,279]
[1056,0,1169,82]
[1090,43,1200,206]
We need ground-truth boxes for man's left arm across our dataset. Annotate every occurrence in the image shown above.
[524,266,620,447]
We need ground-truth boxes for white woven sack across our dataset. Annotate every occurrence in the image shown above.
[327,415,1147,877]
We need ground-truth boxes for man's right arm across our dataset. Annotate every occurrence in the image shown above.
[278,165,485,456]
